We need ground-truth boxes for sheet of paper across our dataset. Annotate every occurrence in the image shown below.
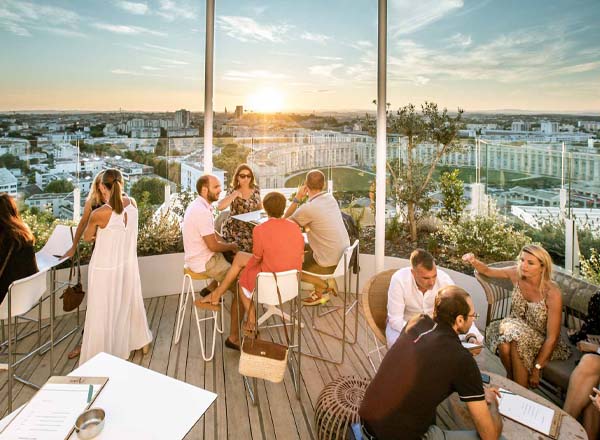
[461,341,483,350]
[498,388,555,435]
[1,383,102,440]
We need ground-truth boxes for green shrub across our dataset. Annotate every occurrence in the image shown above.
[137,208,183,256]
[439,169,466,223]
[436,210,531,271]
[386,214,403,241]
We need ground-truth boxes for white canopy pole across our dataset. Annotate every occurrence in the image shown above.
[203,0,215,174]
[375,0,387,273]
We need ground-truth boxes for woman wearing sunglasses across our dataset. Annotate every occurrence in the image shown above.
[218,163,262,253]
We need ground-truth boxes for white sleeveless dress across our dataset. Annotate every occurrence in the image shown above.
[79,203,153,365]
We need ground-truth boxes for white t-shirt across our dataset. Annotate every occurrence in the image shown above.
[386,266,483,345]
[182,197,215,273]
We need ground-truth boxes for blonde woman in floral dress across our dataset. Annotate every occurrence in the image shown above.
[218,164,262,253]
[463,245,571,389]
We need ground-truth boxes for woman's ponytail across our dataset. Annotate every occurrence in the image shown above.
[103,169,124,214]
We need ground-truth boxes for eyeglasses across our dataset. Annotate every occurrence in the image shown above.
[238,174,252,179]
[467,313,480,320]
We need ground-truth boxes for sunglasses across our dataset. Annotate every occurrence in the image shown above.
[238,174,252,179]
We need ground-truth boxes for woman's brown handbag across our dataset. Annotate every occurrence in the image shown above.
[60,240,85,312]
[239,273,291,383]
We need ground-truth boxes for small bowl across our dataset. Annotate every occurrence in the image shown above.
[74,408,105,439]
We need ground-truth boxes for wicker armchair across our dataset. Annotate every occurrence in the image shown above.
[360,269,395,372]
[475,261,599,399]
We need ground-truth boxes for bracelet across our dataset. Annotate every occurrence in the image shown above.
[596,347,600,355]
[293,197,300,204]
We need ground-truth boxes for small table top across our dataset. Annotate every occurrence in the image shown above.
[231,209,268,225]
[442,371,587,439]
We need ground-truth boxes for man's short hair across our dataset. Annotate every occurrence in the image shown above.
[263,192,286,218]
[305,170,325,191]
[196,175,211,195]
[434,286,471,327]
[410,248,435,270]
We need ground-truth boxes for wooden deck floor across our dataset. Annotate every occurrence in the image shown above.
[1,291,506,439]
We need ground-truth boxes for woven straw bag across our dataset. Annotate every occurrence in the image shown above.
[239,273,291,383]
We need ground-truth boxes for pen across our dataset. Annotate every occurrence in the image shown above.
[87,385,93,403]
[499,390,515,395]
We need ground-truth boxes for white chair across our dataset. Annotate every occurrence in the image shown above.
[173,266,223,362]
[301,240,360,365]
[0,269,52,412]
[241,270,302,404]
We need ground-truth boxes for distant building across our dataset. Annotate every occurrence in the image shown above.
[540,121,559,134]
[167,128,199,138]
[235,105,244,119]
[25,192,70,217]
[180,161,225,193]
[175,109,191,128]
[0,167,18,196]
[130,127,161,138]
[511,121,531,132]
[578,121,600,131]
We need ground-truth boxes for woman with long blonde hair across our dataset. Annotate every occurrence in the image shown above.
[463,245,571,388]
[79,169,152,364]
[63,171,105,259]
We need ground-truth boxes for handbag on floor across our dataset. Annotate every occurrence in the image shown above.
[60,238,85,312]
[239,272,291,383]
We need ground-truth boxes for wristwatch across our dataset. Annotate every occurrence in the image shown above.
[534,363,542,371]
[292,197,300,204]
[596,347,600,355]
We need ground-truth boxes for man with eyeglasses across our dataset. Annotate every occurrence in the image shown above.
[359,286,504,440]
[386,249,483,350]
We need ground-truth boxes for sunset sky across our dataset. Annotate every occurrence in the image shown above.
[1,0,599,113]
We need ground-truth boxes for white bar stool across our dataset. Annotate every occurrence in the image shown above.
[173,265,223,362]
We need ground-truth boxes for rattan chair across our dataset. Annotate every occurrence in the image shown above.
[360,269,395,373]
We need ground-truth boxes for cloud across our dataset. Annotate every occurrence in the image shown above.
[144,43,190,55]
[94,22,166,37]
[300,32,330,44]
[217,16,291,43]
[141,65,163,71]
[448,32,472,47]
[115,1,149,15]
[0,0,83,37]
[157,0,196,21]
[390,0,463,35]
[111,68,165,77]
[350,40,373,50]
[153,58,189,65]
[316,56,343,61]
[223,70,289,81]
[309,64,344,78]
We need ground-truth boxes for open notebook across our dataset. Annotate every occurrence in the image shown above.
[498,388,562,439]
[0,376,108,440]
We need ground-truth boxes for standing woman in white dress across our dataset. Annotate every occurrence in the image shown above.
[79,169,152,365]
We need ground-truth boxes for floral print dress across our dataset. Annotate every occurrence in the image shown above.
[486,283,571,373]
[221,186,261,253]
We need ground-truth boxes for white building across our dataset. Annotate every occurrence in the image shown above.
[511,121,530,132]
[540,121,559,134]
[131,127,161,138]
[0,168,18,196]
[180,161,225,192]
[53,143,78,159]
[175,109,191,128]
[578,121,600,131]
[25,193,70,217]
[0,138,29,156]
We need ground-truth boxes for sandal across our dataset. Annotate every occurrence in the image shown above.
[225,338,240,351]
[326,279,339,296]
[302,292,330,306]
[67,345,81,360]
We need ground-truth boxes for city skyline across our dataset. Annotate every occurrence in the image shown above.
[1,0,600,113]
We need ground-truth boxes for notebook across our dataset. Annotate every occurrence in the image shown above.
[498,388,562,439]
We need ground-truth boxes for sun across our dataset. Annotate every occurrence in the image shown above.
[245,87,285,113]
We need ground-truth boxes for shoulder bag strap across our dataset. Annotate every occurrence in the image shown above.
[272,272,291,347]
[68,228,76,283]
[0,243,15,279]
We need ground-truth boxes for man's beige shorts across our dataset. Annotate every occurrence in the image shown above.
[204,253,231,282]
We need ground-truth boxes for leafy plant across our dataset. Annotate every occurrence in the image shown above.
[436,209,531,272]
[580,248,600,285]
[439,169,466,223]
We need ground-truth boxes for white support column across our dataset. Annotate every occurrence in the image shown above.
[375,0,387,273]
[72,186,81,222]
[203,0,215,174]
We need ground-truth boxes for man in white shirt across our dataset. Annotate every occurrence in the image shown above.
[386,248,484,349]
[182,175,238,292]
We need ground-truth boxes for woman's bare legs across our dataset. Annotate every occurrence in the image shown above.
[199,252,252,304]
[509,341,529,387]
[498,342,513,379]
[229,286,256,346]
